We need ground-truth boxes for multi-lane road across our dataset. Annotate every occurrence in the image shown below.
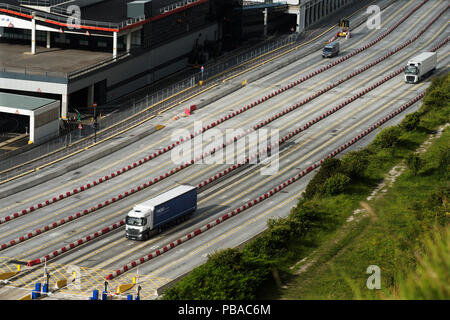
[0,0,448,300]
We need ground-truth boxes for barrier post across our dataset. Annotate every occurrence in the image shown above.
[90,289,99,300]
[33,282,41,299]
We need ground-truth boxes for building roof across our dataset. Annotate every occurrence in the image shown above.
[0,92,56,111]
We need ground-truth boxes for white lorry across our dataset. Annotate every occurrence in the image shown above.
[125,185,197,240]
[404,52,437,84]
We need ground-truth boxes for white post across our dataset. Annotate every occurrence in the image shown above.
[46,31,51,49]
[297,6,305,33]
[113,31,117,58]
[31,14,36,54]
[263,8,268,37]
[61,93,68,119]
[87,84,94,107]
[126,31,131,52]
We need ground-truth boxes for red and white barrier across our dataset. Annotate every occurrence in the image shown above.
[27,220,126,266]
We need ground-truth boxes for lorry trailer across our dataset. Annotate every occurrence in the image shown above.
[404,52,437,84]
[125,185,197,240]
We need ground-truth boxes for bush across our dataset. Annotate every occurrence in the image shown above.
[402,112,422,131]
[291,199,336,232]
[162,248,272,300]
[373,126,403,149]
[437,145,450,174]
[406,153,423,176]
[341,150,370,179]
[321,173,350,195]
[304,158,342,199]
[422,74,449,112]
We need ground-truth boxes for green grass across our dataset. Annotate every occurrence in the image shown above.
[275,126,449,300]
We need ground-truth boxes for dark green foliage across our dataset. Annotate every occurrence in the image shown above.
[372,126,403,149]
[422,75,449,112]
[341,150,370,179]
[291,199,336,232]
[406,153,423,176]
[402,111,421,131]
[436,145,450,175]
[303,158,342,199]
[322,173,350,195]
[162,248,272,300]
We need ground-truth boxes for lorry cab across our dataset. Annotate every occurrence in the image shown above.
[404,52,437,84]
[125,205,153,240]
[322,41,340,58]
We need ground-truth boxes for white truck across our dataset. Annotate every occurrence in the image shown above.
[404,52,437,84]
[125,185,197,240]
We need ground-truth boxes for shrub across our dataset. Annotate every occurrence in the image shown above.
[304,158,342,199]
[321,173,350,195]
[341,150,370,179]
[162,248,272,300]
[406,153,423,176]
[291,199,336,232]
[402,112,422,131]
[373,126,403,149]
[437,145,450,174]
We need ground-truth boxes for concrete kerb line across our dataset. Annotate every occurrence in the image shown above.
[0,0,402,187]
[1,2,442,225]
[106,90,427,281]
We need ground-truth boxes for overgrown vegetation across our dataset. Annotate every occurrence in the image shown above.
[162,73,449,300]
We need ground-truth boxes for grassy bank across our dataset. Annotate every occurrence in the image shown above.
[162,73,449,300]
